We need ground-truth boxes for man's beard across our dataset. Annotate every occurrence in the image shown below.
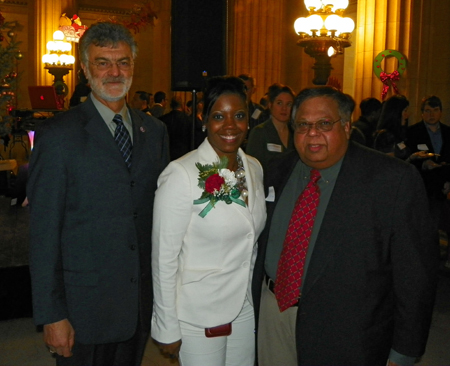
[85,68,132,102]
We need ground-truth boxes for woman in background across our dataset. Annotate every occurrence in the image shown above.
[151,76,266,366]
[246,83,295,171]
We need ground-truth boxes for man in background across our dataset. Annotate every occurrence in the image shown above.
[150,91,167,118]
[130,90,152,115]
[350,97,382,147]
[238,74,265,130]
[28,22,169,366]
[159,96,192,160]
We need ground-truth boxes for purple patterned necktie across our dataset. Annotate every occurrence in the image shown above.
[274,169,321,312]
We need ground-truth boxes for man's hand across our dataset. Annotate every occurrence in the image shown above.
[44,319,75,357]
[155,339,182,360]
[387,360,401,366]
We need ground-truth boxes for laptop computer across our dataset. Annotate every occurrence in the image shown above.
[28,86,62,110]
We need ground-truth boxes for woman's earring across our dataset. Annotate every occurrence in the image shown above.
[202,124,206,132]
[248,125,250,130]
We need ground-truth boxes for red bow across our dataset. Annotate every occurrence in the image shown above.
[380,70,400,100]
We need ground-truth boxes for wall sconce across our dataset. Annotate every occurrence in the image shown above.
[42,30,75,101]
[294,0,355,85]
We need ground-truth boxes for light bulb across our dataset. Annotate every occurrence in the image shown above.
[306,14,323,32]
[332,0,349,11]
[42,54,50,64]
[294,17,309,34]
[46,41,57,52]
[53,30,65,41]
[341,17,355,33]
[328,46,337,57]
[59,54,69,65]
[324,14,341,31]
[48,54,59,65]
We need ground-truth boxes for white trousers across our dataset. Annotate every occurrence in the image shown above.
[179,297,255,366]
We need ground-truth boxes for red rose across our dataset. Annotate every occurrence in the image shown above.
[205,174,225,194]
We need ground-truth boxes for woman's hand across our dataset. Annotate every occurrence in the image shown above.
[155,339,182,360]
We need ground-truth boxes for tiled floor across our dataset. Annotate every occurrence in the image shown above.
[1,196,450,365]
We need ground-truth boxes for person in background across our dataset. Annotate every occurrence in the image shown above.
[152,76,266,366]
[350,97,382,147]
[406,95,450,270]
[252,86,438,366]
[373,94,410,159]
[246,83,295,172]
[159,96,192,160]
[69,69,91,108]
[150,91,167,118]
[238,74,265,131]
[130,91,152,115]
[27,22,170,366]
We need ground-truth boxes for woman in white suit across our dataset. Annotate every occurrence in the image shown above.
[151,76,267,366]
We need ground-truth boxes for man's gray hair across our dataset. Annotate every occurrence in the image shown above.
[291,86,354,129]
[79,22,138,65]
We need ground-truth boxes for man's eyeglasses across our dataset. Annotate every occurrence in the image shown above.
[293,118,342,134]
[89,60,134,71]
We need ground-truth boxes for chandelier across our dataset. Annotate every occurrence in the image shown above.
[294,0,355,85]
[42,30,75,105]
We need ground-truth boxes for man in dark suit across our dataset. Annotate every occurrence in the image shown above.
[27,22,169,366]
[350,97,382,147]
[406,95,450,202]
[252,87,438,366]
[159,96,192,160]
[149,91,167,118]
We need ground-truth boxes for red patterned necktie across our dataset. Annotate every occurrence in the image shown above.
[274,169,321,312]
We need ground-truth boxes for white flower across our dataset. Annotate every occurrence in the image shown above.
[219,169,237,187]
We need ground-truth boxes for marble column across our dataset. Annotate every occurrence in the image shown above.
[353,0,412,109]
[229,0,286,102]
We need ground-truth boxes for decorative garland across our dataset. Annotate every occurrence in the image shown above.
[102,2,158,34]
[373,49,407,100]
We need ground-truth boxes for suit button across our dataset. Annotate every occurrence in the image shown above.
[130,277,137,283]
[130,245,136,250]
[133,212,138,218]
[130,181,135,187]
[242,261,250,268]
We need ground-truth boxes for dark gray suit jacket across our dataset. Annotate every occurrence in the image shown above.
[28,96,169,344]
[252,142,438,365]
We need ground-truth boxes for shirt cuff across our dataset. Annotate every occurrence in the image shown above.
[389,348,416,366]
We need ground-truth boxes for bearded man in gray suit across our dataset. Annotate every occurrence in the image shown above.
[28,22,169,366]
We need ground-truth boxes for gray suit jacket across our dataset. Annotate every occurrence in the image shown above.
[252,142,439,365]
[28,96,169,344]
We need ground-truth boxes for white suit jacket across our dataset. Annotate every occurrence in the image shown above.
[151,138,267,344]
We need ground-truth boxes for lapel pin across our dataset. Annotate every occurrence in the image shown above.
[140,126,146,133]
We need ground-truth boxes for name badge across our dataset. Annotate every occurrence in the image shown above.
[267,143,282,153]
[397,141,406,150]
[266,186,275,202]
[252,109,262,119]
[418,144,429,151]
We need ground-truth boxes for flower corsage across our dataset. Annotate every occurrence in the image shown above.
[193,156,247,218]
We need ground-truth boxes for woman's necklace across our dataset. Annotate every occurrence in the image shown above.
[235,155,248,200]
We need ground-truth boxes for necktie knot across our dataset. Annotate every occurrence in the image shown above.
[310,169,321,184]
[113,114,123,125]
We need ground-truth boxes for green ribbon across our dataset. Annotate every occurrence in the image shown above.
[194,197,246,218]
